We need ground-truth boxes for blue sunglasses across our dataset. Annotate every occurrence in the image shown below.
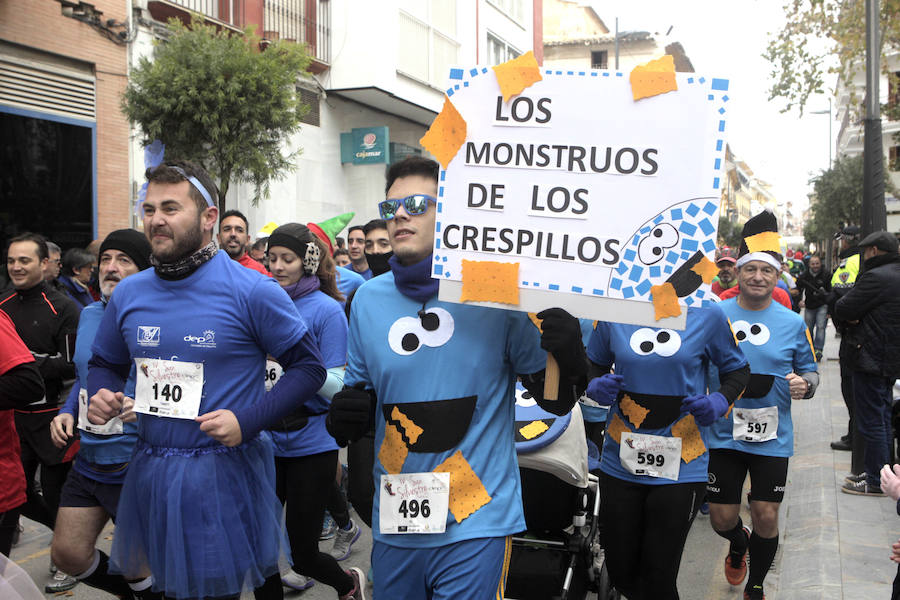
[378,194,436,220]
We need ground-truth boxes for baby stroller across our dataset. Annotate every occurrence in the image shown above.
[504,384,618,600]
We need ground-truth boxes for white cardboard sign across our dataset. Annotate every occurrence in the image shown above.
[433,64,731,327]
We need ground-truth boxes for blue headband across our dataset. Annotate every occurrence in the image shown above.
[170,166,215,208]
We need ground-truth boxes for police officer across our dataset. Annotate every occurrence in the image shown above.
[828,226,860,454]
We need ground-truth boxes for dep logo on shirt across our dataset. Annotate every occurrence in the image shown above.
[137,326,160,347]
[184,329,216,349]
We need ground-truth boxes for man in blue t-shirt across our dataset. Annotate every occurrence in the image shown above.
[49,228,158,599]
[704,220,818,600]
[327,156,586,600]
[85,161,341,600]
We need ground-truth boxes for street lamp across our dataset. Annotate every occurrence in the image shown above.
[810,97,832,167]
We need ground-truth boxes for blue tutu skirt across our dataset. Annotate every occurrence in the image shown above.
[110,436,289,599]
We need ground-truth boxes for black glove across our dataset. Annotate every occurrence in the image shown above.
[326,384,375,447]
[536,308,588,377]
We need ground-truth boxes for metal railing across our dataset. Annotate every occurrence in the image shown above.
[263,0,331,63]
[166,0,239,26]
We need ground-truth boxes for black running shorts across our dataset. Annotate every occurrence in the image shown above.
[706,448,789,504]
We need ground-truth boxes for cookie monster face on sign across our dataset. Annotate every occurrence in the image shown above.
[514,383,571,452]
[606,198,720,307]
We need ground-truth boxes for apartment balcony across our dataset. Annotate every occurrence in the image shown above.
[263,0,331,72]
[148,0,330,72]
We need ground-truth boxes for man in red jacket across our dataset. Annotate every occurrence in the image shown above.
[0,310,45,556]
[218,210,270,276]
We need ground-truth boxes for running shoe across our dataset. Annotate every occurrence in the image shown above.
[281,570,315,592]
[841,479,885,496]
[724,526,751,586]
[45,570,79,593]
[340,567,368,600]
[330,519,361,560]
[844,472,866,484]
[743,583,765,600]
[320,512,337,540]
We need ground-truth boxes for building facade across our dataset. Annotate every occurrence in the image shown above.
[131,0,541,236]
[1,0,131,249]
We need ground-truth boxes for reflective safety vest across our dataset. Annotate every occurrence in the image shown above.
[831,253,860,290]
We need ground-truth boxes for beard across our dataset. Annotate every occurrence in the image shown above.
[100,277,119,298]
[222,237,246,259]
[151,220,205,263]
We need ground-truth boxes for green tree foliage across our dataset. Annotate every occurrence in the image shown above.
[123,18,311,210]
[764,0,900,116]
[804,153,899,244]
[804,154,864,244]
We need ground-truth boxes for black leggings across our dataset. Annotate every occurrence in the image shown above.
[20,448,70,530]
[275,451,353,596]
[0,505,21,556]
[347,429,375,528]
[599,472,705,600]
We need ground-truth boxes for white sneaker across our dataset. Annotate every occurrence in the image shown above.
[330,519,361,561]
[45,570,78,593]
[281,569,314,591]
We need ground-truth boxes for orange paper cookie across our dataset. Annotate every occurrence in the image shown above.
[519,420,549,440]
[620,394,650,429]
[650,282,681,320]
[690,255,719,284]
[492,50,543,102]
[671,414,706,464]
[744,231,783,254]
[435,450,491,523]
[460,260,519,305]
[391,406,424,445]
[419,96,467,169]
[629,55,678,101]
[378,422,408,474]
[605,413,631,444]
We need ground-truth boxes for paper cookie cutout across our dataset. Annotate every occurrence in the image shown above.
[419,96,467,169]
[492,50,543,102]
[460,259,520,305]
[629,54,678,101]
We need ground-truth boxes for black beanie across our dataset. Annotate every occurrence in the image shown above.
[99,229,152,271]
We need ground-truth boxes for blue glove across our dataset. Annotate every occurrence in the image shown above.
[585,374,624,407]
[680,392,728,426]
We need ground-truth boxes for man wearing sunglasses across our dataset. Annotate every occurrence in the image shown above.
[328,156,587,600]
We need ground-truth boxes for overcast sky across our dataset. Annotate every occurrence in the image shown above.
[590,0,835,212]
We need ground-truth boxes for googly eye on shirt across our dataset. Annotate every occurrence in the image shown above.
[387,307,455,356]
[628,328,682,357]
[637,223,679,265]
[515,386,537,408]
[730,320,770,346]
[732,320,771,346]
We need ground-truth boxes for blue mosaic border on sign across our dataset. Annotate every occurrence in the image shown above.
[430,68,728,303]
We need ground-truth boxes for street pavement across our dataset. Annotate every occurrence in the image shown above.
[10,331,900,599]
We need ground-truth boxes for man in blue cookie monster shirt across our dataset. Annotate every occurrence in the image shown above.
[703,211,818,600]
[327,156,587,600]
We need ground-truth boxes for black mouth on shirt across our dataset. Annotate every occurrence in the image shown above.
[382,396,477,453]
